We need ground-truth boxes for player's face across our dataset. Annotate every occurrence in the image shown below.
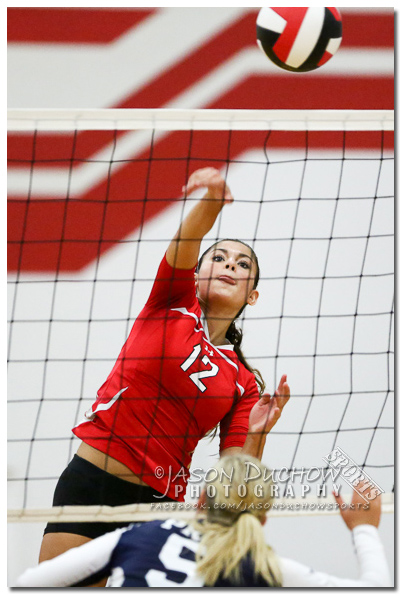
[195,241,259,313]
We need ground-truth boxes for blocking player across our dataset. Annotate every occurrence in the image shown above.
[19,455,391,587]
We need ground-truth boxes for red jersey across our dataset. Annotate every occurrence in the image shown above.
[73,254,260,500]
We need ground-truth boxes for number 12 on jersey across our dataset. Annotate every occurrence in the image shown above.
[180,344,219,392]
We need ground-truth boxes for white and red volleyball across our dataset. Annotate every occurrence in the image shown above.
[256,7,342,72]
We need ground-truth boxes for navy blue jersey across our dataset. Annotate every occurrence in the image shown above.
[88,518,272,587]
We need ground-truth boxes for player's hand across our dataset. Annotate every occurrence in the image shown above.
[333,481,382,530]
[182,168,234,205]
[248,374,290,435]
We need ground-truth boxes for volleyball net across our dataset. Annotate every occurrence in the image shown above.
[7,108,394,522]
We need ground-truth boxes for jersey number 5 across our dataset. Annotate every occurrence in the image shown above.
[145,533,202,587]
[180,344,219,392]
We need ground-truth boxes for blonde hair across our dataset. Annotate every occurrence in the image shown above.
[193,454,282,587]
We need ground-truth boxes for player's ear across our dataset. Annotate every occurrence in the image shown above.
[247,289,259,306]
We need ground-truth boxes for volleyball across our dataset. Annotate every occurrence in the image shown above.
[256,7,342,72]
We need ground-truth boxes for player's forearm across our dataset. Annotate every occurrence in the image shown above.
[166,196,224,269]
[352,525,392,587]
[241,432,267,460]
[280,525,392,587]
[15,529,124,587]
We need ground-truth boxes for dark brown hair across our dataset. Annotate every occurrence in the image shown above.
[197,239,266,396]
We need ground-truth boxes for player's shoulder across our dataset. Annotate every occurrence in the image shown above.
[116,518,200,561]
[233,353,260,386]
[121,518,200,540]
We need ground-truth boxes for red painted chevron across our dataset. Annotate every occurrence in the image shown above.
[7,8,155,44]
[8,130,124,169]
[8,126,393,272]
[7,8,394,273]
[209,75,394,110]
[118,12,258,110]
[342,12,393,48]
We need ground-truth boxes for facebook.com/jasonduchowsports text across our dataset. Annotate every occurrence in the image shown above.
[151,445,384,506]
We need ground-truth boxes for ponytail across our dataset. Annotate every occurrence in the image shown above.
[226,320,266,395]
[193,455,282,587]
[195,514,281,586]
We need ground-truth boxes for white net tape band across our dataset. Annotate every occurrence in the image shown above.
[7,108,394,132]
[8,494,394,523]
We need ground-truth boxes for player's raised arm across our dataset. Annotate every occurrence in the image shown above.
[281,482,391,587]
[166,168,233,270]
[220,375,290,461]
[242,375,290,459]
[333,480,382,530]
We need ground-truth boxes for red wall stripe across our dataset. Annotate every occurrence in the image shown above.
[210,75,394,110]
[7,8,393,48]
[7,8,155,44]
[119,11,258,109]
[7,127,393,272]
[342,13,394,48]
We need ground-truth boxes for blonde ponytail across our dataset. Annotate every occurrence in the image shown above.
[193,454,282,587]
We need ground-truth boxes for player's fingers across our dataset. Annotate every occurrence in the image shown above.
[272,406,281,419]
[278,382,290,397]
[182,183,197,194]
[275,381,290,404]
[183,169,232,202]
[195,167,219,177]
[260,393,272,404]
[184,172,206,191]
[266,407,281,430]
[350,482,375,506]
[191,168,221,186]
[182,177,201,193]
[276,374,288,393]
[183,169,210,191]
[333,491,345,508]
[224,188,234,203]
[281,376,290,392]
[279,374,287,386]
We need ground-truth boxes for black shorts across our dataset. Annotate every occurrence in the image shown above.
[44,455,173,539]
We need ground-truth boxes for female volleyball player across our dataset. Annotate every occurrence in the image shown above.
[18,454,391,587]
[39,168,290,566]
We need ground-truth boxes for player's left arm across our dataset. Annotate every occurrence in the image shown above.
[221,375,290,460]
[243,374,290,459]
[15,528,126,587]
